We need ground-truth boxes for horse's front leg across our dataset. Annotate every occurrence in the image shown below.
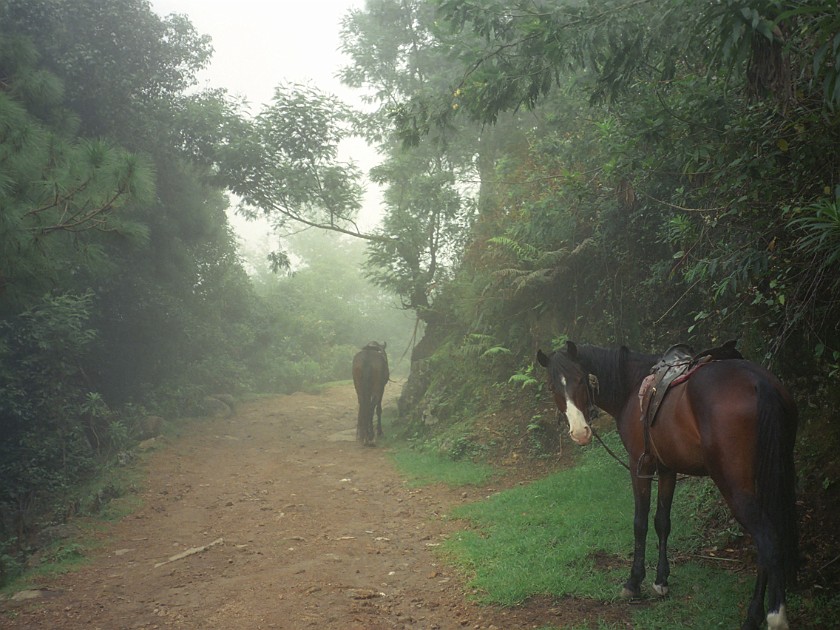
[653,470,676,596]
[375,400,383,437]
[623,472,652,598]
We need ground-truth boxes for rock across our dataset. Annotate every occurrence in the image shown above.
[11,590,43,601]
[422,410,440,426]
[348,588,381,599]
[201,396,233,418]
[10,589,62,601]
[210,394,237,413]
[139,415,164,438]
[137,437,158,451]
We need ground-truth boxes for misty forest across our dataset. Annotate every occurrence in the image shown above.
[2,0,840,626]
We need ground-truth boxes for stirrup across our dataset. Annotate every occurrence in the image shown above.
[636,453,656,479]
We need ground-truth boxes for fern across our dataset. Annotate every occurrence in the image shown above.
[487,236,540,262]
[789,199,840,269]
[508,371,538,388]
[481,345,512,358]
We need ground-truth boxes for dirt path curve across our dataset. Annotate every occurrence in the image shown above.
[2,383,562,630]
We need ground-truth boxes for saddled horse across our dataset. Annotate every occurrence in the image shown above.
[352,341,390,446]
[537,341,798,630]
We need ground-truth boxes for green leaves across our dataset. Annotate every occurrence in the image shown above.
[787,198,840,269]
[0,54,153,306]
[222,83,366,239]
[0,292,100,527]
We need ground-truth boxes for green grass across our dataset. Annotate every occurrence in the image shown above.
[438,431,754,629]
[388,449,496,487]
[1,460,145,594]
[444,441,632,606]
[0,521,106,598]
[381,406,497,487]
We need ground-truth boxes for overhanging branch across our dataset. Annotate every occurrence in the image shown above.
[253,199,396,243]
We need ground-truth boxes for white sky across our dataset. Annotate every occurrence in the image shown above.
[151,0,363,109]
[150,0,382,251]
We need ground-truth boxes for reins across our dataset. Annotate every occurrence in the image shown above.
[579,371,690,482]
[581,374,631,472]
[588,421,631,472]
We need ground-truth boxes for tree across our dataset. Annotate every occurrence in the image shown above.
[419,0,840,364]
[0,33,153,311]
[364,147,475,316]
[0,0,213,143]
[0,292,112,544]
[220,83,378,264]
[430,0,840,122]
[339,0,499,321]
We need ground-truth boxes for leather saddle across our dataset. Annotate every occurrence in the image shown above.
[636,339,742,476]
[640,339,742,427]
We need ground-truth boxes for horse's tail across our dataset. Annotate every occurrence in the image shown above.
[755,377,799,583]
[356,359,374,441]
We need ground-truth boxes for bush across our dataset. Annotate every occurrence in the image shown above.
[0,293,103,548]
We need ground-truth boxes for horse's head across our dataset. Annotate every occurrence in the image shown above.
[536,341,593,446]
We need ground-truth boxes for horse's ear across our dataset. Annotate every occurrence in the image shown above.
[382,341,387,349]
[536,349,550,368]
[565,340,578,358]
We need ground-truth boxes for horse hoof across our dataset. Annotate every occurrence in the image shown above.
[620,586,640,599]
[766,605,789,630]
[653,583,669,597]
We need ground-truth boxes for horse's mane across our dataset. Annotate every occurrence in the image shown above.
[575,344,657,413]
[362,341,387,353]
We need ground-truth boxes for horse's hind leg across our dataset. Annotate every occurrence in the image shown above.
[356,407,365,442]
[652,470,676,596]
[364,398,377,446]
[723,491,788,629]
[742,568,769,630]
[753,525,790,630]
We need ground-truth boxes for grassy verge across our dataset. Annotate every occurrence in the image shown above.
[388,450,496,487]
[380,406,497,488]
[1,459,146,596]
[389,424,758,629]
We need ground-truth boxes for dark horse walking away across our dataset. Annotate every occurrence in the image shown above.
[352,341,389,446]
[537,341,798,630]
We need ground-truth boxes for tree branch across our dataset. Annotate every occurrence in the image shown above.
[254,199,396,243]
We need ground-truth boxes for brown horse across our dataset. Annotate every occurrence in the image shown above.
[537,341,798,630]
[352,341,389,446]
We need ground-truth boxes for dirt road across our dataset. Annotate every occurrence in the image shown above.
[1,383,578,629]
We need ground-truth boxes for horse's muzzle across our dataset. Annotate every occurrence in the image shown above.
[569,425,592,446]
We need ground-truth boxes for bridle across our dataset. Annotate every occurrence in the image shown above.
[552,365,631,472]
[581,372,632,472]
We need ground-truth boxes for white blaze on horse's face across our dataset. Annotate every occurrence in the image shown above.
[560,376,592,446]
